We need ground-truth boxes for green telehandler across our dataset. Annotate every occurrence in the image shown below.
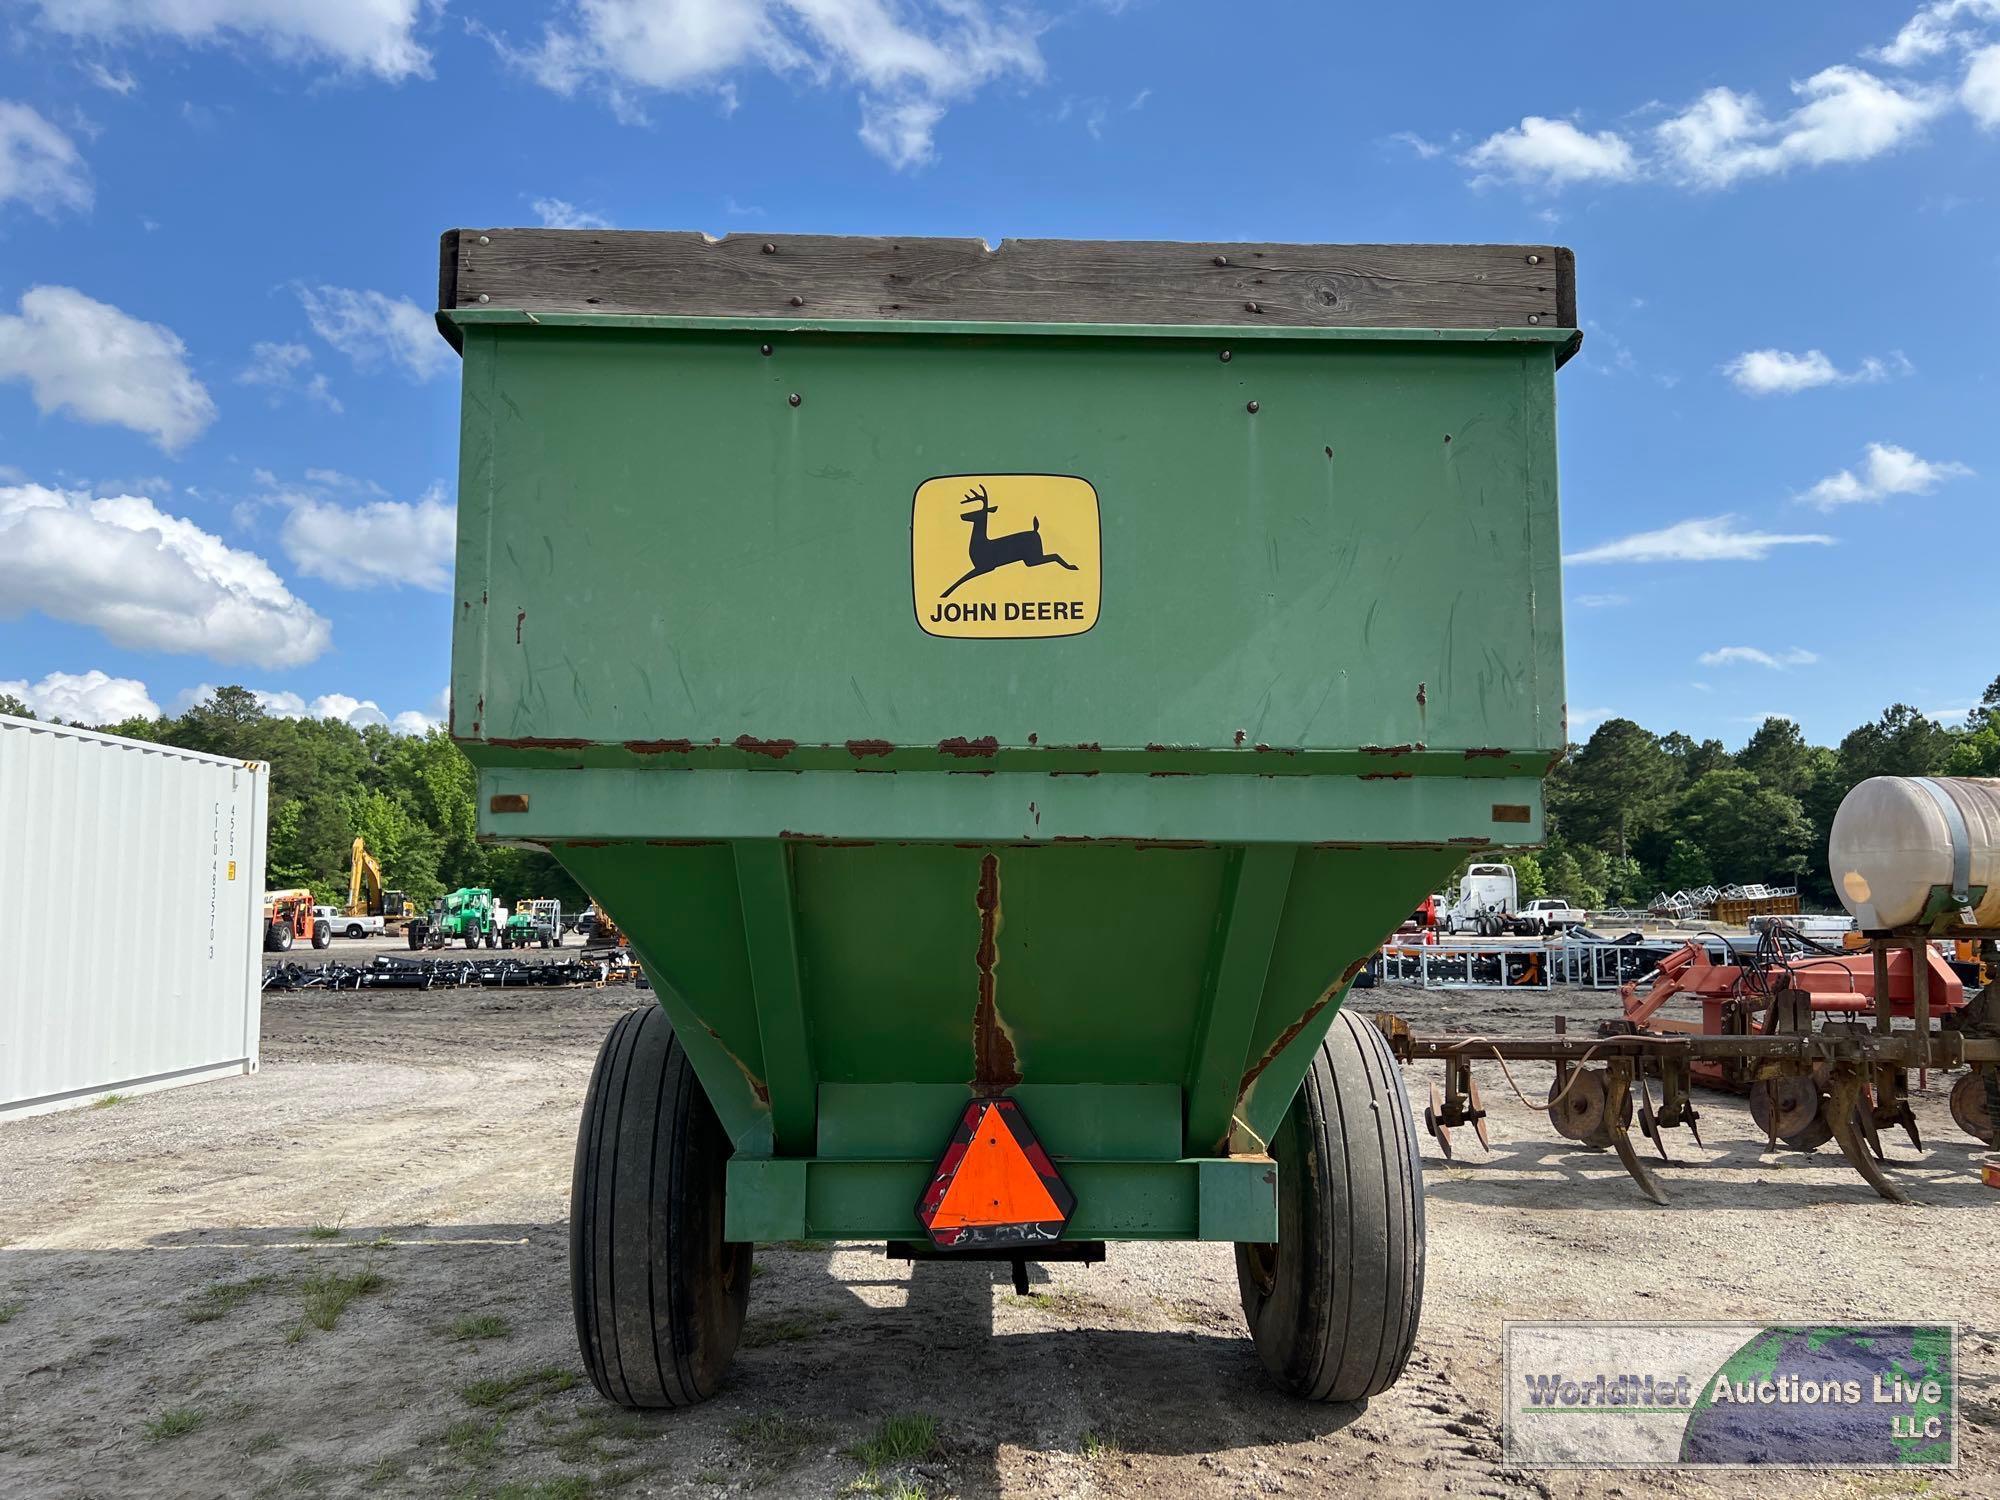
[407,887,499,950]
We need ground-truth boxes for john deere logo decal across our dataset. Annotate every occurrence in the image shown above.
[912,474,1100,639]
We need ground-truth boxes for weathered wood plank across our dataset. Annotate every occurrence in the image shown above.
[442,230,1575,329]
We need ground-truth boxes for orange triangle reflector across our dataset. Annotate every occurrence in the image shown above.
[916,1098,1074,1251]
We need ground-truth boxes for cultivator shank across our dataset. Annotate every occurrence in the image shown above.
[1377,927,2000,1205]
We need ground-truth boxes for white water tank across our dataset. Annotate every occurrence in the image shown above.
[1828,776,2000,929]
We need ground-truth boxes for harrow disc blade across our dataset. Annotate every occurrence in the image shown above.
[1748,1075,1833,1153]
[1467,1075,1491,1153]
[1426,1079,1453,1158]
[1950,1072,1998,1146]
[1547,1068,1609,1145]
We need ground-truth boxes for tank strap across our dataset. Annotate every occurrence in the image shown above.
[1912,777,1973,908]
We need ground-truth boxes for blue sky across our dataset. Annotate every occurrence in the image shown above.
[0,0,1994,745]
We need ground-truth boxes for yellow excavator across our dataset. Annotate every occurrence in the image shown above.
[347,837,418,937]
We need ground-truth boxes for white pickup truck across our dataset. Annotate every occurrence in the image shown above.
[317,905,384,939]
[1518,897,1588,931]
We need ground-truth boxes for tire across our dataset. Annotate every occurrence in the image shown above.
[486,929,499,949]
[312,921,331,950]
[407,923,424,950]
[1237,1007,1426,1404]
[572,1005,749,1408]
[275,921,295,952]
[346,924,364,939]
[264,920,286,953]
[464,931,477,949]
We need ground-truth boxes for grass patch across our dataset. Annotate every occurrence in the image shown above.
[846,1478,927,1499]
[846,1413,938,1469]
[728,1412,828,1468]
[740,1313,823,1349]
[305,1224,342,1241]
[300,1266,384,1332]
[94,1094,124,1108]
[538,1413,610,1465]
[243,1432,282,1455]
[0,1299,22,1326]
[1015,1287,1096,1315]
[442,1416,505,1465]
[450,1313,511,1341]
[462,1366,577,1412]
[185,1274,275,1324]
[1080,1430,1119,1458]
[494,1479,590,1500]
[144,1408,205,1441]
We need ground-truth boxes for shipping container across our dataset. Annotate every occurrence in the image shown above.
[0,715,269,1120]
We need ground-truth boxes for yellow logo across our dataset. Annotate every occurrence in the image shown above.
[911,474,1100,639]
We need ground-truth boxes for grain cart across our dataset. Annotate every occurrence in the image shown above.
[436,229,1576,1408]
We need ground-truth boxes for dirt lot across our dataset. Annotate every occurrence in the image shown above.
[1,962,1994,1500]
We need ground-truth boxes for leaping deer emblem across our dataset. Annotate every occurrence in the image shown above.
[941,484,1080,598]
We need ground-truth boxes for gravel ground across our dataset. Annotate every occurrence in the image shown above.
[0,965,1994,1500]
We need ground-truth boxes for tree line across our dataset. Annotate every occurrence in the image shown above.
[1518,680,2000,911]
[5,679,1997,916]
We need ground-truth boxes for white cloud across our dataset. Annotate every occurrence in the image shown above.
[1571,593,1629,608]
[1697,646,1820,669]
[0,286,214,451]
[85,61,138,94]
[279,483,456,590]
[1389,129,1451,159]
[1967,43,2000,124]
[296,284,451,381]
[498,0,1045,170]
[27,0,431,81]
[1803,441,1973,508]
[236,340,342,412]
[1655,66,1945,187]
[309,692,388,729]
[1569,707,1617,732]
[1872,1,2000,68]
[532,195,612,229]
[1461,116,1638,188]
[0,481,331,667]
[0,100,92,218]
[0,668,159,722]
[1564,514,1836,566]
[1723,347,1910,395]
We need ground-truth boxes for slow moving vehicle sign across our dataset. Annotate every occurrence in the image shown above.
[916,1098,1075,1250]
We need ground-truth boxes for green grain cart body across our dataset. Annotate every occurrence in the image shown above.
[438,231,1573,1397]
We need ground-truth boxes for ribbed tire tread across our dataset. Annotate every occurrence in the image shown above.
[1237,1006,1426,1403]
[570,1005,747,1408]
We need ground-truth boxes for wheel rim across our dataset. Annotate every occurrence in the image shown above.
[1241,1239,1278,1298]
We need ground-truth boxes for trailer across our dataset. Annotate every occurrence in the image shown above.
[436,228,1577,1407]
[0,715,269,1119]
